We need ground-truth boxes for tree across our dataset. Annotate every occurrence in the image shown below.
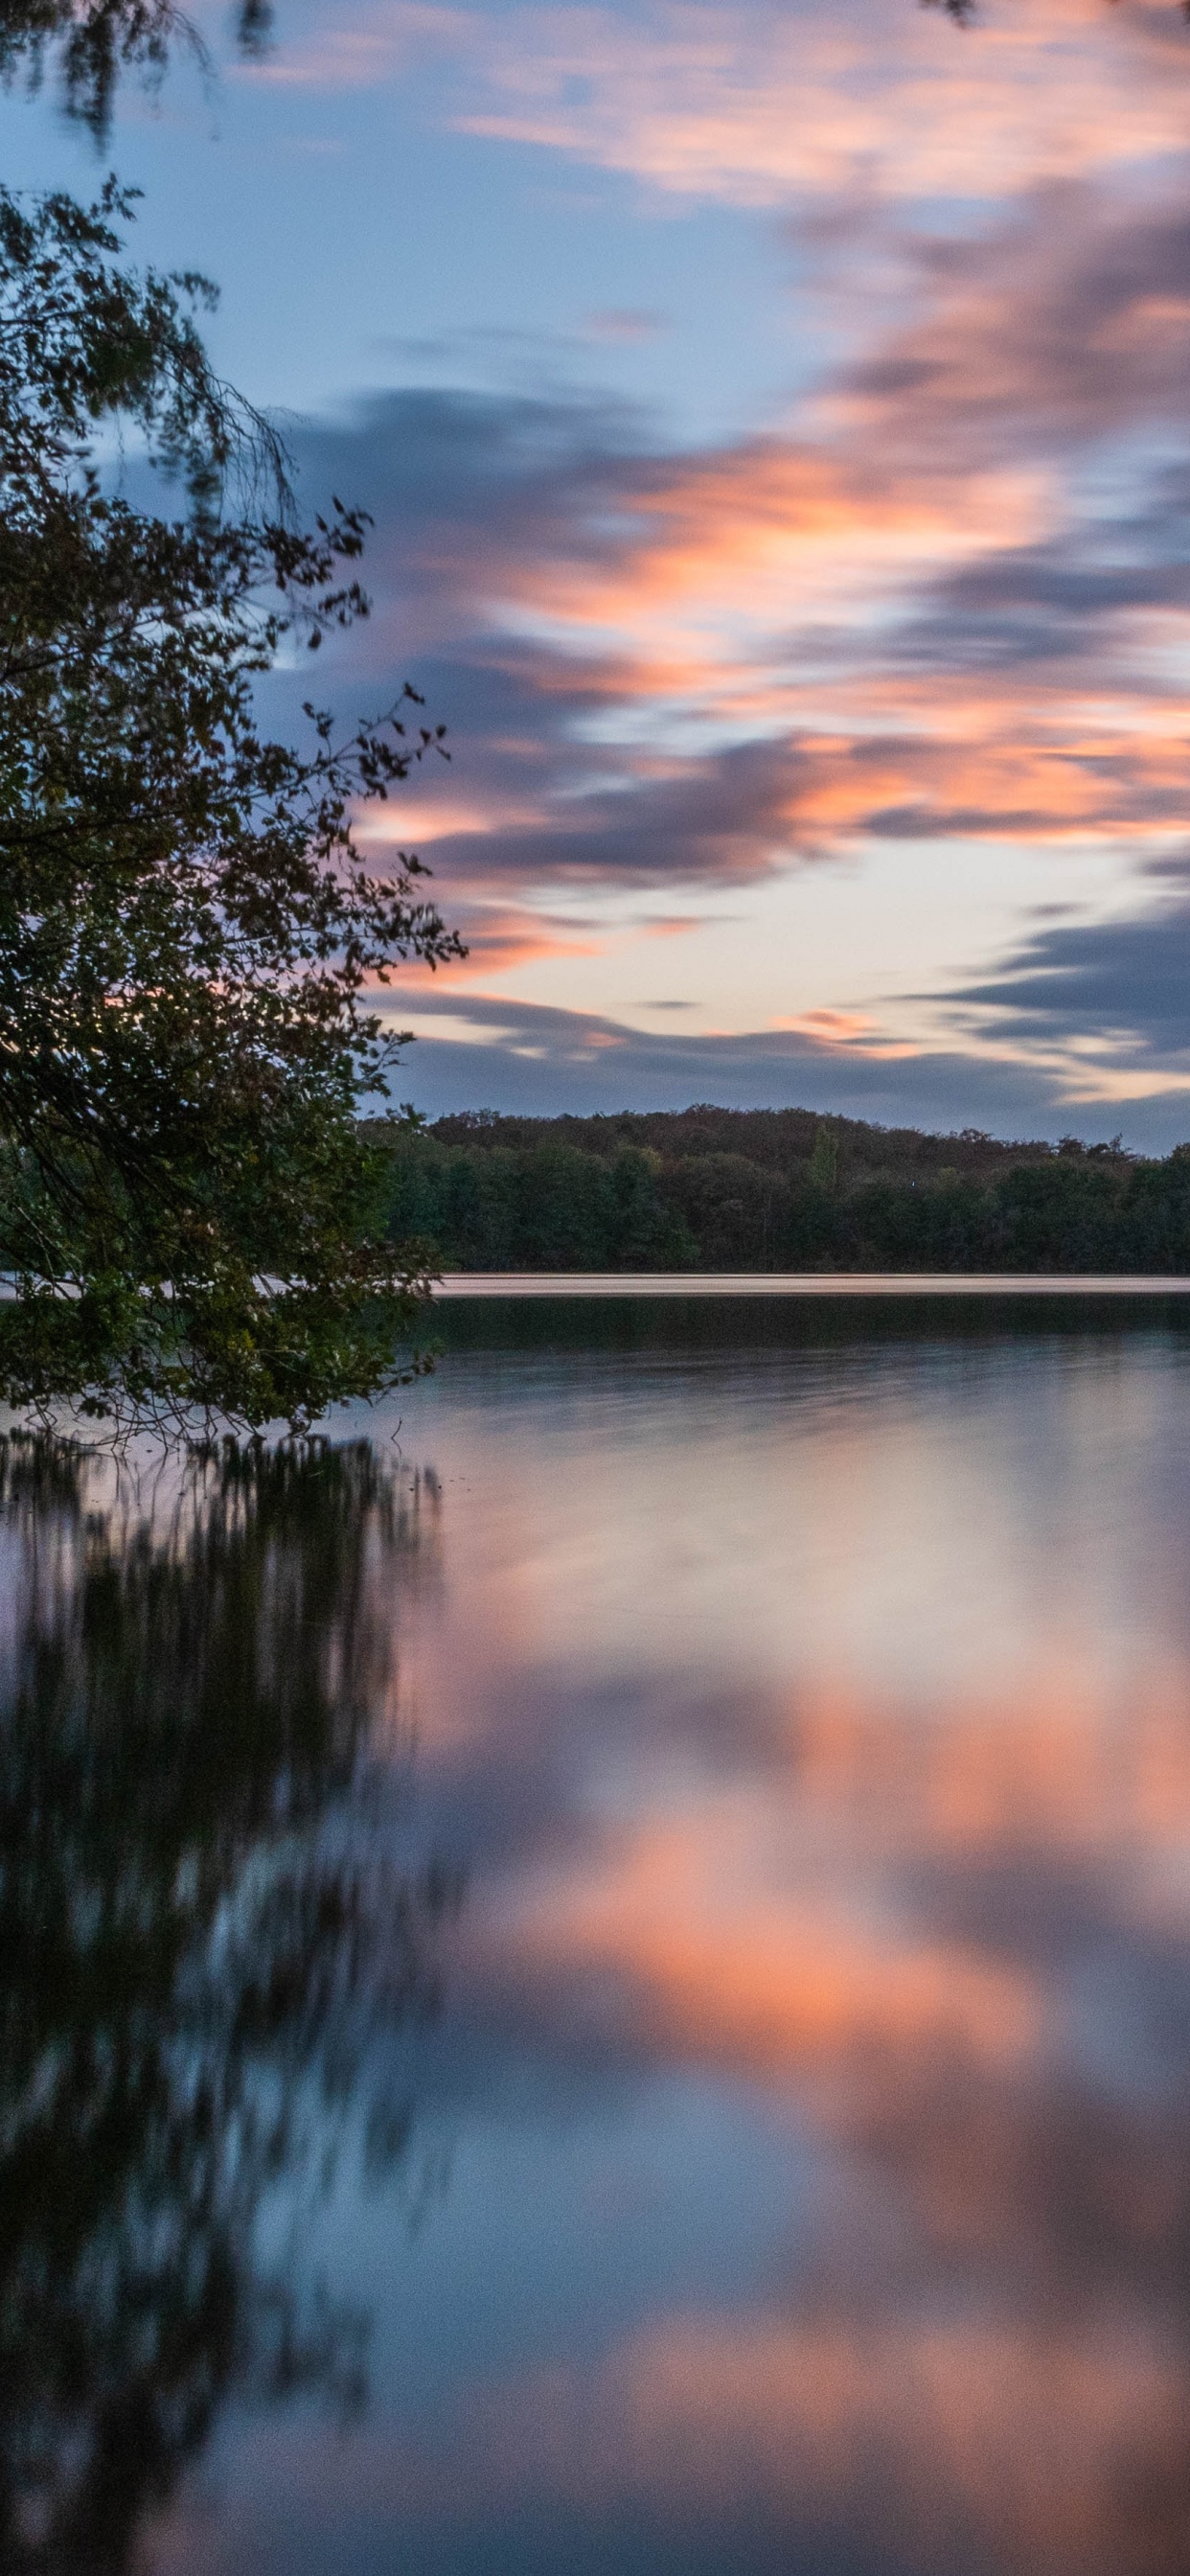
[0,0,272,137]
[0,180,463,1434]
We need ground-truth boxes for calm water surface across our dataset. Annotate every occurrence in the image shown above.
[9,1303,1190,2574]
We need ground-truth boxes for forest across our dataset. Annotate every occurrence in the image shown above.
[374,1106,1190,1273]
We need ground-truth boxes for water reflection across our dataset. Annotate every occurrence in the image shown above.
[11,1324,1190,2575]
[0,1437,453,2574]
[317,1324,1190,2576]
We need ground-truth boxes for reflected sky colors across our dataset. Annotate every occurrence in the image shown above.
[12,0,1190,1135]
[145,1315,1190,2574]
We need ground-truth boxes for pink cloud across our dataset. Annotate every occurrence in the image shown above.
[244,0,1190,211]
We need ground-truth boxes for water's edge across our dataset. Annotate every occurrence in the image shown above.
[435,1271,1190,1297]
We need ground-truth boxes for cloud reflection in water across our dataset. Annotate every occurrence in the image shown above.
[15,1319,1190,2574]
[312,1320,1190,2576]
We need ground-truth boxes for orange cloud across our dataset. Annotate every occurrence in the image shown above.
[491,1797,1041,2077]
[452,2311,1185,2574]
[264,4,1190,1100]
[260,2307,1189,2576]
[454,1646,1190,2108]
[448,0,1190,213]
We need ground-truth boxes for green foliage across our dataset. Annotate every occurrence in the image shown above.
[384,1133,697,1273]
[0,184,462,1432]
[371,1106,1190,1275]
[808,1118,839,1194]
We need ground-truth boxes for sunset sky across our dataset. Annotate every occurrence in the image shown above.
[11,0,1190,1141]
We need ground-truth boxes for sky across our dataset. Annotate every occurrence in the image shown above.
[10,0,1190,1142]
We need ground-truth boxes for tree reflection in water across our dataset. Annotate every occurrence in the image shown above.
[0,1434,454,2573]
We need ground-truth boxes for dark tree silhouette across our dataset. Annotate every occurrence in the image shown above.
[0,183,462,1431]
[0,0,271,137]
[0,1432,458,2575]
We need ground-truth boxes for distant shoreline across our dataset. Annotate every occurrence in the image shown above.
[380,1111,1190,1278]
[434,1273,1190,1298]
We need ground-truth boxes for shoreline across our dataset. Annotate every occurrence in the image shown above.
[434,1273,1190,1299]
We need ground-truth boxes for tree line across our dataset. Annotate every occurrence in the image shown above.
[376,1107,1190,1273]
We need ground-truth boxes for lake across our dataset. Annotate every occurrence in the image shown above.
[8,1296,1190,2575]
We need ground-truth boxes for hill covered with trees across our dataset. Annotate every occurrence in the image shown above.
[373,1106,1190,1273]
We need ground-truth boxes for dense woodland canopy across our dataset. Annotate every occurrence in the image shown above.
[375,1106,1190,1273]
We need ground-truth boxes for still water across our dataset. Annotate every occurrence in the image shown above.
[8,1300,1190,2575]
